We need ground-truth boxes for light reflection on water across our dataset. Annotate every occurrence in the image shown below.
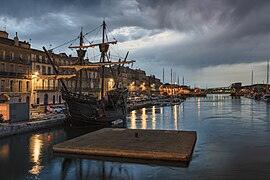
[0,144,9,159]
[29,134,43,175]
[0,94,270,179]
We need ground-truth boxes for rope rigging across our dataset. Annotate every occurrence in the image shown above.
[49,24,102,51]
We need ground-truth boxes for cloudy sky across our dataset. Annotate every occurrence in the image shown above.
[1,0,270,87]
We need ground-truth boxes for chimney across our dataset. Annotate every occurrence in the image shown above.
[14,32,19,46]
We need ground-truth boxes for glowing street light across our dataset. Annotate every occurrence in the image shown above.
[32,71,39,78]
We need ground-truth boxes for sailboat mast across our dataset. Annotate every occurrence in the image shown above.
[171,68,172,84]
[100,20,106,100]
[251,69,253,85]
[162,67,164,84]
[267,61,269,93]
[183,76,185,85]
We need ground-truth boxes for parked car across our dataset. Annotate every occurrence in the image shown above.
[47,106,63,113]
[55,106,66,113]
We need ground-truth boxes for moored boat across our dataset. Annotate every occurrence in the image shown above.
[44,20,134,127]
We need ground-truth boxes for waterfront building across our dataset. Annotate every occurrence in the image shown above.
[0,31,31,121]
[110,65,161,96]
[160,83,190,95]
[0,31,31,104]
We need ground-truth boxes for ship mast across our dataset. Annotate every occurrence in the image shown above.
[66,20,135,99]
[79,29,83,95]
[100,20,106,100]
[267,61,269,93]
[74,28,86,95]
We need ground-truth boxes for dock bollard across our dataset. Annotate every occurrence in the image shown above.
[135,132,139,138]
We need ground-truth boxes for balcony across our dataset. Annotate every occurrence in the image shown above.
[34,86,58,92]
[0,56,31,65]
[0,71,29,79]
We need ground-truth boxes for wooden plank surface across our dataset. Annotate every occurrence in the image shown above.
[53,128,197,162]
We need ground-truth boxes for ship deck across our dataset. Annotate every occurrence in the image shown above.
[53,128,197,167]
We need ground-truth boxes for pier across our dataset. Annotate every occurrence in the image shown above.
[0,114,65,138]
[53,128,197,165]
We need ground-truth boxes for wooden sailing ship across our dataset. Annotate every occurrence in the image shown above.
[43,20,135,126]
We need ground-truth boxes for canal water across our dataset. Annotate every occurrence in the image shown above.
[0,94,270,179]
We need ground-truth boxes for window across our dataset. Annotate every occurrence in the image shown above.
[10,64,14,72]
[48,67,51,75]
[10,52,14,60]
[31,54,36,61]
[0,50,5,60]
[26,81,30,91]
[18,53,23,60]
[18,81,22,92]
[26,67,30,74]
[27,55,30,63]
[37,98,40,104]
[10,80,14,92]
[18,66,22,73]
[39,55,42,62]
[0,63,5,72]
[42,66,46,75]
[36,65,40,74]
[1,80,5,92]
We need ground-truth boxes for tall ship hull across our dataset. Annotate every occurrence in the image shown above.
[63,89,128,126]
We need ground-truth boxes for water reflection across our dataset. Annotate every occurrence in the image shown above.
[60,158,135,180]
[0,144,9,159]
[127,104,182,131]
[130,110,137,129]
[173,105,178,129]
[218,97,222,112]
[152,106,156,129]
[197,97,201,118]
[141,108,147,129]
[29,134,44,175]
[1,94,270,179]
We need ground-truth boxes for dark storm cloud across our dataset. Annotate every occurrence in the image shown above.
[133,0,270,68]
[0,0,106,18]
[1,0,270,69]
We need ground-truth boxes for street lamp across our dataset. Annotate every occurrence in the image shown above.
[32,71,39,78]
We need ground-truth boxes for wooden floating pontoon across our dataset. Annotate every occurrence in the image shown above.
[53,128,197,166]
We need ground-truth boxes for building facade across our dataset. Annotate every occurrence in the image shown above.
[0,31,100,118]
